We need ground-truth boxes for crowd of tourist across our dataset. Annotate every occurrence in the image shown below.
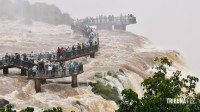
[0,52,34,68]
[56,39,98,60]
[80,14,136,24]
[0,51,85,77]
[30,60,83,77]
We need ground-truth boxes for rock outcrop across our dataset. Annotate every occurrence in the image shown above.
[0,99,9,108]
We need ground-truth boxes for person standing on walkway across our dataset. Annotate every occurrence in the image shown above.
[32,65,38,77]
[5,53,9,63]
[57,47,61,60]
[44,61,48,75]
[72,45,76,56]
[77,43,81,55]
[62,63,67,76]
[60,47,64,57]
[48,63,53,76]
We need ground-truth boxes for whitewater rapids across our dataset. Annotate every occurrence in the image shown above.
[0,19,197,112]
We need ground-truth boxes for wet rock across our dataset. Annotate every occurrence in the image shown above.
[0,99,9,108]
[88,81,96,87]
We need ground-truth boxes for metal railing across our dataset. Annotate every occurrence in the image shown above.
[0,57,35,69]
[27,63,84,79]
[0,45,98,68]
[55,45,98,61]
[79,15,136,25]
[71,24,90,36]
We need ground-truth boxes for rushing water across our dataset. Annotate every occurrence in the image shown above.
[0,19,194,111]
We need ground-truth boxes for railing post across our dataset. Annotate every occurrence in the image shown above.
[90,53,95,58]
[35,79,41,93]
[21,69,27,76]
[3,68,8,75]
[41,79,46,84]
[72,74,78,88]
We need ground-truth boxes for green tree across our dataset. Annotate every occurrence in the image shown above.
[117,89,142,112]
[116,57,199,112]
[20,107,34,112]
[43,107,62,112]
[0,104,16,112]
[92,81,120,103]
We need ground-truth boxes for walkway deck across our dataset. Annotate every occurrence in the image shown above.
[27,71,84,79]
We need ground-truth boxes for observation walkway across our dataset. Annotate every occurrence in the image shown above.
[0,23,99,92]
[73,14,136,31]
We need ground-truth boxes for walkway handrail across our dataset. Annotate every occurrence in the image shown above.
[0,58,35,69]
[79,15,136,25]
[27,64,83,79]
[0,45,98,67]
[71,23,90,36]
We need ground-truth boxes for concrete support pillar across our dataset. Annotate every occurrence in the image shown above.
[90,53,95,58]
[72,75,78,88]
[114,24,126,31]
[3,68,8,75]
[21,69,27,76]
[97,24,112,30]
[41,79,46,84]
[122,24,126,31]
[35,79,41,93]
